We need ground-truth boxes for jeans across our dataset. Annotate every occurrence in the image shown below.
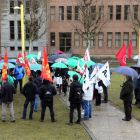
[103,86,108,102]
[14,79,22,93]
[34,94,42,111]
[22,99,35,119]
[41,105,55,121]
[83,100,92,120]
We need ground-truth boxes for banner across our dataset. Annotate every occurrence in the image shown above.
[28,57,37,65]
[84,48,90,61]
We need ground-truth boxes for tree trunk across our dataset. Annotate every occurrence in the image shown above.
[29,40,32,54]
[87,39,91,51]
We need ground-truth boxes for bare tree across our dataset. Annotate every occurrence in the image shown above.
[71,0,107,50]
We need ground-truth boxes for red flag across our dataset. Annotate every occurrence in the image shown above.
[0,55,1,61]
[41,45,53,82]
[16,52,25,67]
[24,51,31,77]
[84,48,90,61]
[128,40,132,59]
[2,49,8,82]
[116,44,126,66]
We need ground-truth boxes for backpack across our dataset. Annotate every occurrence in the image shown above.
[44,88,53,102]
[74,86,83,103]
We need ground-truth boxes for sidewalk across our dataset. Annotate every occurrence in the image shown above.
[59,93,140,140]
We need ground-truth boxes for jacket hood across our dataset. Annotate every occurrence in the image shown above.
[26,81,34,87]
[72,80,81,87]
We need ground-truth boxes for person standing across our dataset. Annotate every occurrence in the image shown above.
[21,76,37,120]
[120,76,133,121]
[39,79,57,122]
[62,76,68,96]
[0,78,16,122]
[66,75,83,125]
[14,63,25,93]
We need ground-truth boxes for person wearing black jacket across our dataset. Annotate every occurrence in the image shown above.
[0,78,16,122]
[39,79,57,122]
[66,75,83,126]
[62,76,68,96]
[21,76,37,120]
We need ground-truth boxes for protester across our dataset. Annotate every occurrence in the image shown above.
[0,78,16,122]
[136,74,140,108]
[102,84,108,103]
[21,76,37,120]
[66,74,83,125]
[34,71,43,112]
[14,63,25,93]
[0,74,14,85]
[120,76,133,121]
[62,76,68,96]
[39,79,57,122]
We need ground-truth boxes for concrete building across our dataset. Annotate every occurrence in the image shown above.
[1,0,47,58]
[48,0,139,57]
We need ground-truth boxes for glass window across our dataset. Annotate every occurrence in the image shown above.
[33,47,38,51]
[107,33,112,47]
[26,1,30,14]
[10,0,14,14]
[75,6,79,20]
[116,5,121,20]
[98,33,103,47]
[91,34,95,47]
[133,5,138,20]
[123,32,129,47]
[50,6,55,21]
[18,47,22,51]
[108,6,113,20]
[59,6,64,21]
[82,33,87,47]
[132,32,137,47]
[50,32,55,46]
[17,1,22,14]
[18,21,21,39]
[25,47,29,51]
[91,6,96,20]
[99,6,104,20]
[67,6,72,20]
[115,32,121,47]
[124,5,130,20]
[75,33,80,47]
[10,47,15,51]
[10,21,15,39]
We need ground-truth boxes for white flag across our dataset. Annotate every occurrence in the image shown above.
[96,62,111,87]
[84,48,90,61]
[28,57,37,65]
[89,66,99,84]
[18,57,25,64]
[38,51,41,59]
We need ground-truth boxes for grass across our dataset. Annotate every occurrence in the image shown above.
[108,72,140,121]
[0,89,91,140]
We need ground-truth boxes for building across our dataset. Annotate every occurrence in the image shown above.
[1,0,47,58]
[48,0,139,57]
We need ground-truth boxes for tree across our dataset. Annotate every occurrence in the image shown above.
[72,0,107,50]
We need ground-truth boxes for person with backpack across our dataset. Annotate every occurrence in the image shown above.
[21,76,37,120]
[66,74,83,125]
[39,79,57,122]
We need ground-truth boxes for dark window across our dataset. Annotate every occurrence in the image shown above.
[59,6,64,21]
[75,6,79,20]
[18,1,22,14]
[50,32,55,46]
[124,5,130,20]
[18,47,22,51]
[33,47,38,51]
[18,21,21,39]
[133,5,138,20]
[107,33,112,47]
[108,6,113,20]
[10,0,14,14]
[67,6,72,20]
[10,47,15,51]
[26,1,30,14]
[25,47,29,51]
[91,6,96,20]
[116,5,121,20]
[10,21,15,39]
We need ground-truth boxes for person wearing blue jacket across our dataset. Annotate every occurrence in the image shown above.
[14,63,25,93]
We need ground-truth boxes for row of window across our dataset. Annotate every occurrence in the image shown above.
[50,32,138,47]
[50,5,138,21]
[9,46,38,51]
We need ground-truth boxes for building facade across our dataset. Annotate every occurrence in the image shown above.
[48,0,139,57]
[1,0,47,58]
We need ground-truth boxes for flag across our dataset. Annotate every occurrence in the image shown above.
[84,48,90,61]
[128,40,132,59]
[116,44,126,66]
[24,51,31,77]
[41,45,53,82]
[38,51,41,59]
[2,49,8,82]
[28,57,37,65]
[16,52,25,67]
[96,62,111,87]
[89,66,99,84]
[0,55,1,61]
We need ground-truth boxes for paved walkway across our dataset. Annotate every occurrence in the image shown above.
[59,93,140,140]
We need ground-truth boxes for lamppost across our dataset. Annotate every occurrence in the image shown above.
[14,5,25,85]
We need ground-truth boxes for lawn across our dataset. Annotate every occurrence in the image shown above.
[108,72,140,121]
[0,90,91,140]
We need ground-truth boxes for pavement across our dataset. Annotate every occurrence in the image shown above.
[59,92,140,140]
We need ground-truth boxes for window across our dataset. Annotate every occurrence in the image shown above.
[18,21,21,39]
[82,33,87,47]
[133,5,138,20]
[123,32,129,47]
[10,0,14,14]
[99,6,104,20]
[50,32,55,46]
[25,47,29,51]
[33,47,38,51]
[75,33,80,47]
[107,33,112,47]
[116,5,121,20]
[59,6,64,21]
[50,6,55,21]
[91,6,96,20]
[124,5,130,20]
[10,47,15,51]
[98,33,103,47]
[25,21,30,39]
[75,6,79,20]
[26,1,30,14]
[108,6,113,20]
[18,1,22,14]
[10,21,15,39]
[115,32,121,47]
[67,6,72,20]
[91,35,95,47]
[132,32,137,47]
[18,47,22,51]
